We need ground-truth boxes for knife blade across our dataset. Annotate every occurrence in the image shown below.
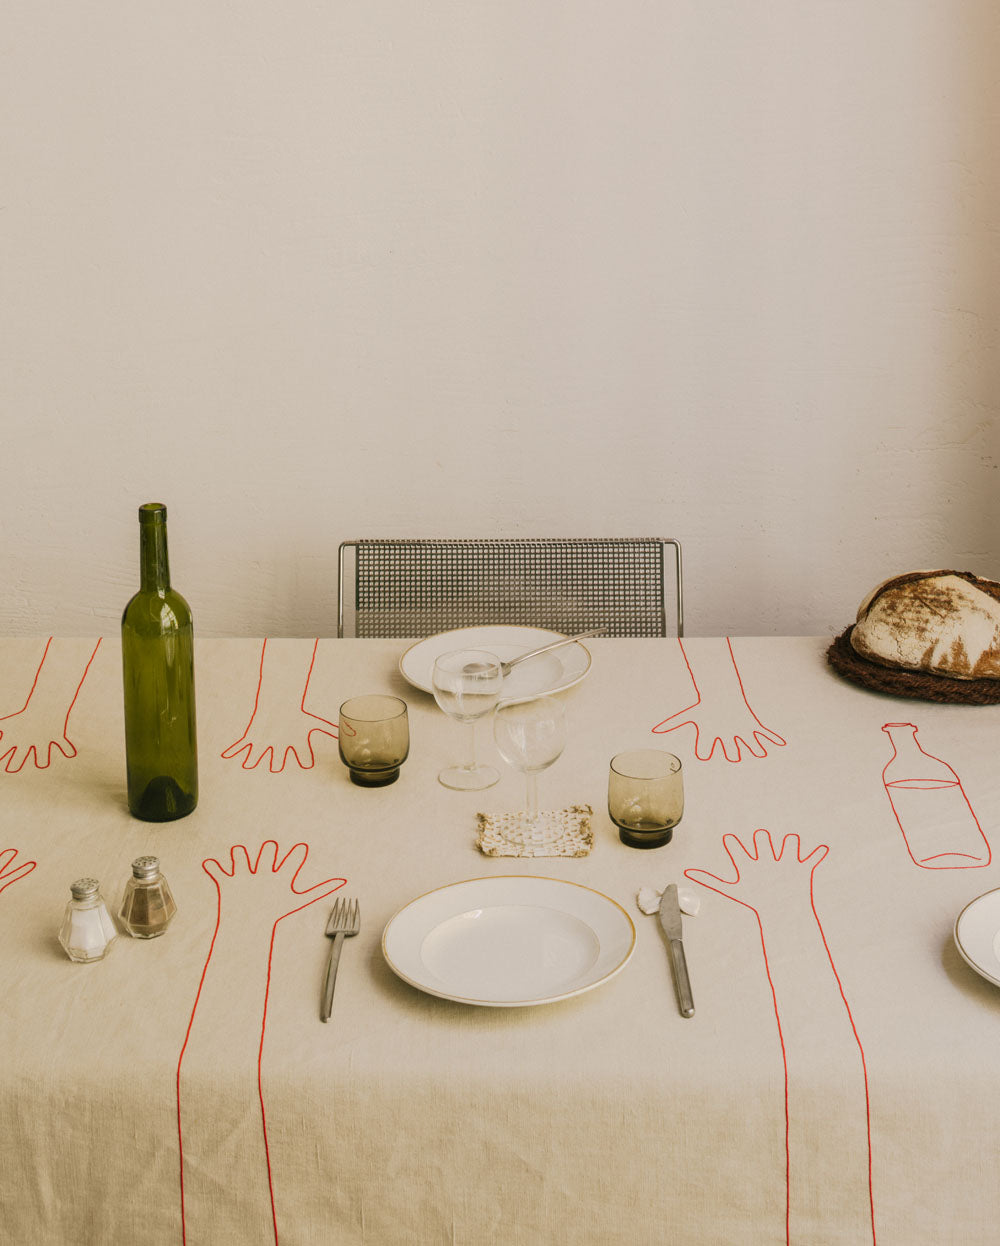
[658,884,695,1018]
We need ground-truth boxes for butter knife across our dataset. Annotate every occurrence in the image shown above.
[658,884,695,1018]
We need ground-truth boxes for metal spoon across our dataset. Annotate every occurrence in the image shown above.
[462,627,605,677]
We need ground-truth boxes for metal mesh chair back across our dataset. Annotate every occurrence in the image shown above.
[338,538,682,638]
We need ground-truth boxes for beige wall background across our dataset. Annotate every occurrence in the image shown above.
[2,2,998,638]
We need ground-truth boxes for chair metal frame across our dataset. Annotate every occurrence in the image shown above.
[337,537,683,638]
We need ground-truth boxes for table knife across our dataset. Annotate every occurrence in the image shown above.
[658,884,695,1018]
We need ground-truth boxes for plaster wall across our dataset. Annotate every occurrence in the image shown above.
[3,2,999,637]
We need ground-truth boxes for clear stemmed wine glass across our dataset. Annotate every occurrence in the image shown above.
[492,695,567,820]
[431,650,504,790]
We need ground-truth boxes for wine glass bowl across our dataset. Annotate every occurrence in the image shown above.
[432,650,504,790]
[493,695,567,817]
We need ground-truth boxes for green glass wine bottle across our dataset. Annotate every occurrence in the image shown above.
[121,503,198,821]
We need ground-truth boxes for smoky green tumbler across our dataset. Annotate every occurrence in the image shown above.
[121,503,198,821]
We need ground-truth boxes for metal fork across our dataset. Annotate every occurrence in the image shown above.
[321,896,360,1023]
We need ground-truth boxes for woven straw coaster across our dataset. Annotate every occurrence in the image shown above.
[827,626,1000,705]
[476,805,594,858]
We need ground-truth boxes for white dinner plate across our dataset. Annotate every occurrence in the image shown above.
[382,875,636,1007]
[954,888,1000,988]
[398,626,592,698]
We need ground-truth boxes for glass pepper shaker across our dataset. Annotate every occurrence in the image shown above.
[118,855,177,939]
[58,878,118,963]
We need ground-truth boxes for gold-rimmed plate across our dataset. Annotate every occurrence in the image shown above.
[382,875,635,1007]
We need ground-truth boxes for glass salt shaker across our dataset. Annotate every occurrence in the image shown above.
[118,855,177,939]
[58,878,118,963]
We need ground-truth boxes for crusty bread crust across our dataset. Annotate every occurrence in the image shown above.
[850,571,1000,681]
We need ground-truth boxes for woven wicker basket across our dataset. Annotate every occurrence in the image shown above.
[826,627,1000,705]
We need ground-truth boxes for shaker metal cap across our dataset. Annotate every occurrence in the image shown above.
[70,878,100,899]
[131,856,161,879]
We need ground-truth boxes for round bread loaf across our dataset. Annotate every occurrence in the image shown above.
[849,570,1000,681]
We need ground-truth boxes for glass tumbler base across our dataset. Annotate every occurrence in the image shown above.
[349,767,400,787]
[618,826,674,849]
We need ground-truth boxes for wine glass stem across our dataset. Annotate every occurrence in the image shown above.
[465,721,478,772]
[525,772,539,814]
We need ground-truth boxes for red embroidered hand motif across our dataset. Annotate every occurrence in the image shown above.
[0,638,101,772]
[222,639,338,772]
[653,638,786,762]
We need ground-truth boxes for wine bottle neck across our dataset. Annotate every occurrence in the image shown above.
[139,520,171,592]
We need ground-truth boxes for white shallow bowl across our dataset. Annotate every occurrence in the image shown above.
[399,626,592,698]
[382,875,636,1007]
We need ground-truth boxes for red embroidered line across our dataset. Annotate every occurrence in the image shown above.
[222,639,337,771]
[0,849,36,896]
[229,638,269,751]
[651,639,720,756]
[259,925,280,1243]
[652,637,786,762]
[258,888,348,1243]
[177,842,346,1244]
[64,638,102,735]
[882,725,991,870]
[299,639,319,713]
[726,638,770,732]
[675,637,700,707]
[0,637,102,770]
[754,908,792,1242]
[685,833,876,1245]
[810,882,877,1244]
[0,637,52,718]
[888,798,992,870]
[176,891,222,1245]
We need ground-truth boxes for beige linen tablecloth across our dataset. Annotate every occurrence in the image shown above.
[1,635,999,1244]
